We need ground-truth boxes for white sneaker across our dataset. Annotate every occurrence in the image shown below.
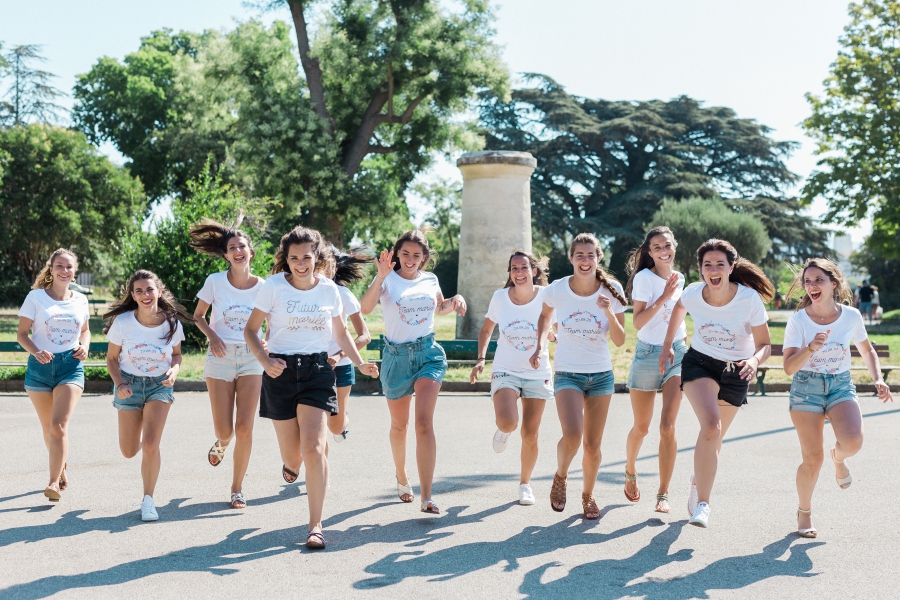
[687,474,698,517]
[333,430,348,443]
[492,429,510,453]
[689,502,710,528]
[141,495,159,522]
[519,483,535,505]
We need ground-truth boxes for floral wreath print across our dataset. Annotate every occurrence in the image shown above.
[222,304,253,332]
[698,322,737,350]
[128,342,167,374]
[811,341,848,374]
[43,313,80,346]
[397,294,435,327]
[503,319,537,352]
[561,310,603,343]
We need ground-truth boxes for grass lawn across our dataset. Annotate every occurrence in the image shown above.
[2,307,898,384]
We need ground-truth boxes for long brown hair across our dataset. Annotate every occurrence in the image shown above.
[786,257,854,309]
[503,250,549,288]
[391,229,436,271]
[188,213,255,266]
[102,270,194,343]
[696,238,774,302]
[325,244,375,287]
[568,233,627,305]
[271,226,325,276]
[32,249,78,290]
[624,226,676,298]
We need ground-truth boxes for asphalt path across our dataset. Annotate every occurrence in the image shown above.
[1,390,898,599]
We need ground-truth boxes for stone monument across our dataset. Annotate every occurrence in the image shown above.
[456,150,537,339]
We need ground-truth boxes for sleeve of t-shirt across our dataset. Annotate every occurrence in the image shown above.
[106,316,124,346]
[850,310,868,344]
[80,296,90,325]
[252,279,276,313]
[782,314,804,349]
[17,293,37,320]
[342,288,361,318]
[485,291,501,323]
[611,281,626,314]
[171,322,185,347]
[329,284,343,319]
[196,275,215,304]
[543,281,558,309]
[430,272,444,299]
[630,272,651,303]
[748,293,768,327]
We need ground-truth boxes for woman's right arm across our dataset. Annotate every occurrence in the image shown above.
[360,249,394,315]
[106,343,132,399]
[17,317,50,363]
[658,299,687,374]
[193,299,226,358]
[632,273,680,330]
[470,318,496,383]
[244,308,286,378]
[529,303,555,369]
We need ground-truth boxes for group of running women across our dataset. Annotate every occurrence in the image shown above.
[16,220,893,549]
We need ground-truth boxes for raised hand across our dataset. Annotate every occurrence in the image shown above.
[809,329,831,352]
[453,295,467,316]
[660,273,681,303]
[596,294,612,312]
[375,249,396,279]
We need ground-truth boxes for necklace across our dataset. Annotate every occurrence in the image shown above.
[809,304,840,322]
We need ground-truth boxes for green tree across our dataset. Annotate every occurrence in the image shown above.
[0,44,65,127]
[650,197,772,281]
[0,124,146,304]
[803,0,900,260]
[480,75,805,277]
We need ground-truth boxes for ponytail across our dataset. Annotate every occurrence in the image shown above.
[696,239,774,303]
[569,233,627,305]
[188,213,255,265]
[326,244,375,286]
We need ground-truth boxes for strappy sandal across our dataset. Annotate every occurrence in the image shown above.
[208,440,228,467]
[282,464,299,484]
[397,478,414,503]
[550,472,567,512]
[582,492,601,519]
[306,529,326,549]
[655,494,670,514]
[421,499,440,514]
[230,491,247,509]
[624,470,640,502]
[830,448,852,490]
[44,484,61,503]
[58,463,68,491]
[797,507,817,538]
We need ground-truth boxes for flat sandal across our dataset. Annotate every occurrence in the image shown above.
[582,492,601,520]
[550,473,567,512]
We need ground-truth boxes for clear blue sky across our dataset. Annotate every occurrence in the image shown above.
[1,0,864,240]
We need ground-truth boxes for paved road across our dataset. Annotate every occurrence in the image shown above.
[1,390,898,599]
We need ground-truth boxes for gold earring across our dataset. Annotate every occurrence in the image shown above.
[44,273,54,284]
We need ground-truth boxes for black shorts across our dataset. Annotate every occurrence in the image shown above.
[260,352,338,419]
[680,347,749,407]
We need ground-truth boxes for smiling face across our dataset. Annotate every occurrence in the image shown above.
[648,233,676,269]
[287,242,317,282]
[570,242,599,279]
[224,234,253,268]
[131,278,160,311]
[803,266,836,304]
[51,253,77,286]
[509,255,537,288]
[397,242,426,276]
[700,250,732,289]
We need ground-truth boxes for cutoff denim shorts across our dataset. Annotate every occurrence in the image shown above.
[114,372,174,410]
[334,363,356,388]
[789,370,858,414]
[554,370,615,397]
[25,348,84,392]
[380,333,447,400]
[491,371,553,400]
[203,343,264,381]
[627,339,687,391]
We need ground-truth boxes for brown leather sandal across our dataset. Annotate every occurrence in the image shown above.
[550,472,567,512]
[58,463,68,491]
[582,492,601,520]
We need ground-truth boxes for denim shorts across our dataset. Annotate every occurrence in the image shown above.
[680,347,749,407]
[789,370,858,414]
[113,372,174,410]
[203,343,264,381]
[554,370,615,397]
[260,352,337,419]
[380,333,447,400]
[627,340,687,391]
[25,349,85,392]
[334,363,356,388]
[491,371,553,400]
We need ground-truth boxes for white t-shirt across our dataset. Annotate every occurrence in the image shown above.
[106,311,185,377]
[18,289,90,354]
[327,285,362,367]
[680,282,768,361]
[783,306,868,374]
[543,276,626,373]
[630,269,686,345]
[485,287,553,379]
[379,270,442,344]
[253,273,343,355]
[196,271,265,345]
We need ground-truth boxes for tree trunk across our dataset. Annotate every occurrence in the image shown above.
[288,1,334,134]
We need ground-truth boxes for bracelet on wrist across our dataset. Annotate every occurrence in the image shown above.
[476,357,486,362]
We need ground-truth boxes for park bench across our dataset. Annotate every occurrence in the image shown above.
[365,335,496,366]
[0,341,110,368]
[756,344,895,396]
[88,299,107,315]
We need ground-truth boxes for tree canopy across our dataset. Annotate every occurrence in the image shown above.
[0,44,65,127]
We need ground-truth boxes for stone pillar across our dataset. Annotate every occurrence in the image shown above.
[456,151,537,339]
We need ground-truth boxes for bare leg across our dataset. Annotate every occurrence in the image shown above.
[29,385,81,490]
[554,389,585,480]
[386,395,412,499]
[519,398,546,485]
[684,378,739,504]
[657,376,683,499]
[581,394,612,497]
[231,375,261,494]
[139,400,171,497]
[828,400,864,482]
[790,410,825,531]
[296,405,329,532]
[207,378,236,451]
[328,385,351,435]
[271,417,303,476]
[493,388,520,434]
[625,389,656,499]
[413,378,440,501]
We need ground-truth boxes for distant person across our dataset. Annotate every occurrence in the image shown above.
[857,281,873,323]
[871,286,880,322]
[17,249,91,503]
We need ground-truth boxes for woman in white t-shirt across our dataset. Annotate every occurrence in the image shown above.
[530,233,627,520]
[104,270,194,522]
[622,226,686,514]
[659,239,773,529]
[470,251,555,506]
[322,245,373,445]
[189,216,265,510]
[243,226,378,550]
[782,258,893,538]
[17,248,91,503]
[360,229,467,515]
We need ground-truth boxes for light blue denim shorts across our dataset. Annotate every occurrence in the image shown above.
[789,370,858,414]
[380,333,447,400]
[554,370,615,397]
[491,371,553,400]
[627,340,687,391]
[113,372,174,410]
[25,348,85,392]
[203,343,264,381]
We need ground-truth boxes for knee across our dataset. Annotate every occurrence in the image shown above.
[141,436,161,455]
[234,419,253,441]
[582,442,601,461]
[659,421,676,440]
[521,426,539,447]
[414,417,433,437]
[632,422,650,438]
[801,450,825,469]
[120,443,139,459]
[301,438,325,459]
[390,419,408,435]
[496,415,519,433]
[698,421,721,441]
[48,422,67,441]
[840,434,864,456]
[214,423,235,442]
[560,431,581,450]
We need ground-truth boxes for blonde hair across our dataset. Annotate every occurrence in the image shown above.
[786,258,854,309]
[568,233,627,305]
[32,249,78,290]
